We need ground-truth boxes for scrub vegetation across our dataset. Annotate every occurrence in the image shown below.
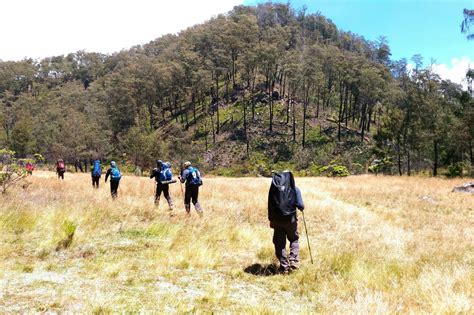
[0,171,472,312]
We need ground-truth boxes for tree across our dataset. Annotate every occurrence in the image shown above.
[461,9,474,40]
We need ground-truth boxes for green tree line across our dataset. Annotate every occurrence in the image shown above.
[1,3,472,176]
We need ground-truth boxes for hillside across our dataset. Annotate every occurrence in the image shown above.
[0,172,472,312]
[0,3,472,176]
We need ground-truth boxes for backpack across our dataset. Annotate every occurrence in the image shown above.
[110,167,121,181]
[57,161,65,170]
[268,172,296,221]
[92,160,101,177]
[159,162,173,182]
[186,166,202,186]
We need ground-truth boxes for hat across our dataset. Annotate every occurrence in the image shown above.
[183,161,191,168]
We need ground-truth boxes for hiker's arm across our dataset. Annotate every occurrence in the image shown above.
[105,169,110,182]
[179,169,188,183]
[295,187,304,211]
[150,169,156,179]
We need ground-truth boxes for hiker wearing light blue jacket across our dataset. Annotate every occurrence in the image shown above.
[105,161,121,199]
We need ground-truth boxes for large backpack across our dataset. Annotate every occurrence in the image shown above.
[110,167,121,181]
[57,160,65,170]
[268,172,296,221]
[92,160,101,177]
[159,162,173,182]
[186,166,202,186]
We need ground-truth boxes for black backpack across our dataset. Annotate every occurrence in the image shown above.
[268,171,296,221]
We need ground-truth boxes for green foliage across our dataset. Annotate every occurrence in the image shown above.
[56,220,77,250]
[369,157,394,175]
[445,163,463,177]
[321,164,350,177]
[0,148,28,194]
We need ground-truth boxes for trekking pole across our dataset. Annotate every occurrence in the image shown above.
[179,180,184,196]
[302,211,314,264]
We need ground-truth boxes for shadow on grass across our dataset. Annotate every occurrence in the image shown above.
[244,263,279,276]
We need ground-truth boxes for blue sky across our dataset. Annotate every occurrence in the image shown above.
[244,0,473,85]
[244,0,472,64]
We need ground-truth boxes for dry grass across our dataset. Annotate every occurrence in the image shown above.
[0,171,472,313]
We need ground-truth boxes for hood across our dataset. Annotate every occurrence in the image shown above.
[272,171,294,190]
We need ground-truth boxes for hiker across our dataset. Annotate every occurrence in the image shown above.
[25,162,35,175]
[105,161,121,199]
[178,161,203,215]
[56,159,66,179]
[268,171,304,274]
[91,159,102,188]
[150,160,174,210]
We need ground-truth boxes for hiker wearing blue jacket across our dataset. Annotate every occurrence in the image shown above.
[105,161,121,199]
[150,160,174,210]
[91,159,102,188]
[179,161,203,216]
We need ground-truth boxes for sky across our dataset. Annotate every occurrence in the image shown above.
[0,0,472,86]
[245,0,473,87]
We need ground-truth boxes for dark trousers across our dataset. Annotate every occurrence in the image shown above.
[57,170,65,179]
[155,183,173,208]
[184,185,202,213]
[110,180,120,199]
[271,218,299,271]
[92,176,100,188]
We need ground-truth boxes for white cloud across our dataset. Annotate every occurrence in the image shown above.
[0,0,242,61]
[432,57,472,89]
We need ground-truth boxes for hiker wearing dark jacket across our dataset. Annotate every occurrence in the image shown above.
[105,161,121,199]
[179,161,203,215]
[150,160,174,210]
[268,171,304,274]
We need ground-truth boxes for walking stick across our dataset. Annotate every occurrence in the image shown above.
[302,211,314,264]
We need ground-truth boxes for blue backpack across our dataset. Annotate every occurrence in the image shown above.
[110,167,121,181]
[187,167,202,186]
[159,162,173,182]
[92,160,101,177]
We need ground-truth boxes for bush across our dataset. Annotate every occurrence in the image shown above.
[328,165,350,177]
[445,163,463,177]
[369,157,394,175]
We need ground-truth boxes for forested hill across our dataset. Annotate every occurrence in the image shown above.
[1,3,473,176]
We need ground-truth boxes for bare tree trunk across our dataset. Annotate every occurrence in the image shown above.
[292,100,296,142]
[433,139,438,176]
[286,92,291,125]
[215,73,220,134]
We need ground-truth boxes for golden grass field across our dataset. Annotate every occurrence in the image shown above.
[0,171,473,313]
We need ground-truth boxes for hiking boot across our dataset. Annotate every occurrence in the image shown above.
[278,266,289,275]
[289,261,300,271]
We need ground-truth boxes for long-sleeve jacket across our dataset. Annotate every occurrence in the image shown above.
[294,187,304,211]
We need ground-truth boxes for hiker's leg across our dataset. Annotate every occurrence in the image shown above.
[111,181,118,199]
[287,220,300,268]
[184,187,191,213]
[155,184,163,205]
[163,184,173,209]
[191,186,202,212]
[272,223,289,271]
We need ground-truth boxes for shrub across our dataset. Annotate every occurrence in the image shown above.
[56,220,77,251]
[328,165,350,177]
[445,163,463,177]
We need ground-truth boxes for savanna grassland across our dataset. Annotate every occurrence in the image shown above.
[0,171,473,313]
